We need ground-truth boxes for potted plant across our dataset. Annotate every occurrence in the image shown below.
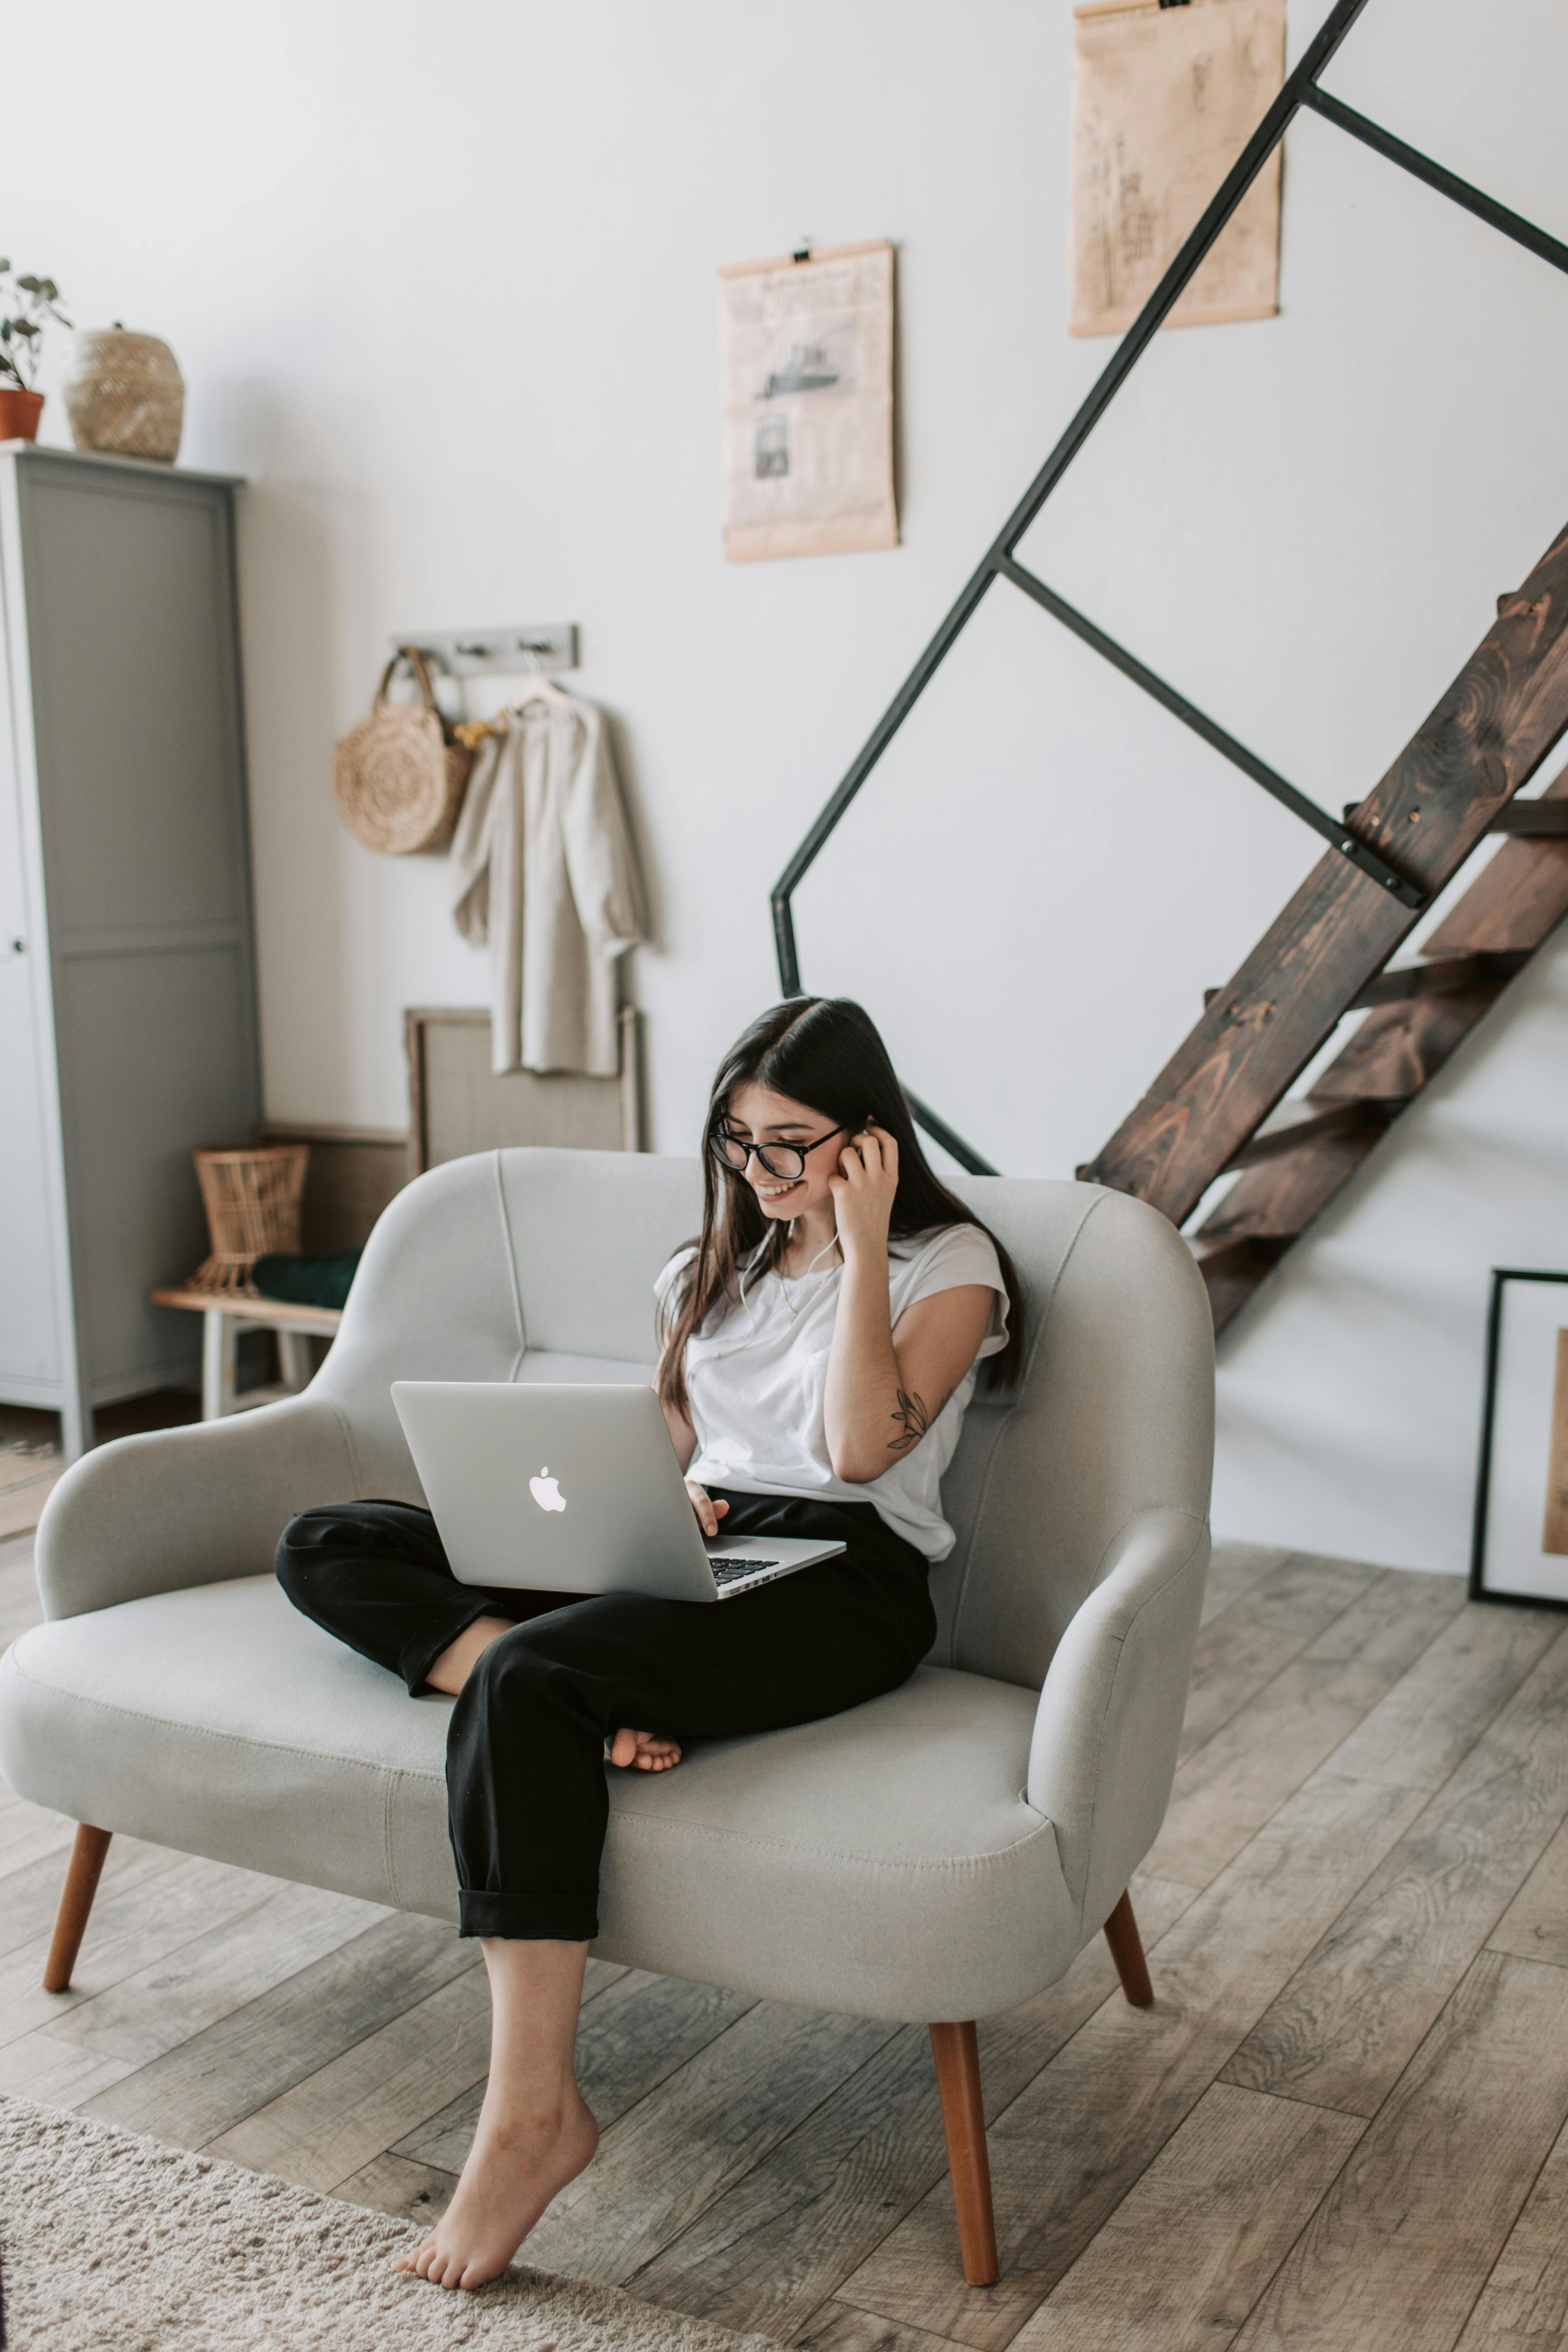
[0,263,71,442]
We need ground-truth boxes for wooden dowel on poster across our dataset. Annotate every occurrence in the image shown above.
[1544,1330,1568,1557]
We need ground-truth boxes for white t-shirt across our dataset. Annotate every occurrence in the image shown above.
[654,1224,1009,1562]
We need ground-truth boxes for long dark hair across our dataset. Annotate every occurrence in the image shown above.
[656,997,1023,1415]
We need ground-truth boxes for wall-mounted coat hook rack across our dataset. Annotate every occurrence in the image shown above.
[389,624,579,679]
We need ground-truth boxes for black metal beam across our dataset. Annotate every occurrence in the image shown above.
[1303,86,1568,277]
[904,1090,1000,1178]
[996,557,1425,907]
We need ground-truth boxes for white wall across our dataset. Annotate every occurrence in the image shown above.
[8,0,1568,1570]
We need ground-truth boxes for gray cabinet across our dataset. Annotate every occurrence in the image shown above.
[0,443,260,1457]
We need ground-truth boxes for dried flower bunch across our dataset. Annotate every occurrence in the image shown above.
[0,263,71,391]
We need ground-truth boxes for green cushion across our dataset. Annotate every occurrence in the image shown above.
[251,1250,361,1311]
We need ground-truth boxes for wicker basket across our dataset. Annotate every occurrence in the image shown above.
[188,1144,310,1295]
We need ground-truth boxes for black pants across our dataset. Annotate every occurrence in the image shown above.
[275,1490,935,1940]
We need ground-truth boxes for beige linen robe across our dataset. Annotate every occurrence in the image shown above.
[449,696,645,1077]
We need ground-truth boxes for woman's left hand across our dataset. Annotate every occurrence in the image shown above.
[830,1123,898,1263]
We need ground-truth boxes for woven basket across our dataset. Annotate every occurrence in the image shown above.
[188,1144,310,1295]
[332,647,472,855]
[62,329,185,464]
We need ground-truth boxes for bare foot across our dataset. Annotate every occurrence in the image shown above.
[392,2092,598,2290]
[606,1726,682,1772]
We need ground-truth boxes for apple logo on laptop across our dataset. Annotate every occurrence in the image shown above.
[529,1466,567,1514]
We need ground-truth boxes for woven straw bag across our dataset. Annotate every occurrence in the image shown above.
[332,647,473,854]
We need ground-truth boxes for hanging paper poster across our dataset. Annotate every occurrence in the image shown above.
[1070,0,1286,337]
[718,240,897,563]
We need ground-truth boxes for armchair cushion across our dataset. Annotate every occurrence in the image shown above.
[0,1576,1075,2023]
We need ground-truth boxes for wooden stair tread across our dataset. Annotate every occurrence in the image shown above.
[1488,799,1568,834]
[1204,950,1530,1017]
[1189,1234,1292,1271]
[1308,984,1506,1102]
[1345,799,1568,837]
[1197,1128,1381,1250]
[1218,1099,1398,1175]
[1423,771,1568,955]
[1350,949,1529,1010]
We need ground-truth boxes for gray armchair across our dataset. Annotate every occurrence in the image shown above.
[0,1148,1213,2283]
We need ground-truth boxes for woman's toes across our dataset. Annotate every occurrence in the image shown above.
[610,1728,681,1770]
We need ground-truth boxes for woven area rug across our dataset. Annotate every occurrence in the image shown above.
[0,2097,779,2351]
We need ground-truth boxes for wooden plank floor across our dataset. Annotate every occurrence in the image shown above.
[4,1526,1568,2350]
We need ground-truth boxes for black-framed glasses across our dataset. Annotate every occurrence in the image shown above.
[710,1123,851,1181]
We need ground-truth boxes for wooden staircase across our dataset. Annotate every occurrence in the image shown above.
[1080,520,1568,1329]
[767,0,1568,1304]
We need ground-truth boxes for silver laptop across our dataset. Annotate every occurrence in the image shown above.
[391,1382,845,1603]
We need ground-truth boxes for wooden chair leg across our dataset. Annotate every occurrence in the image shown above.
[1103,1886,1154,2006]
[929,2021,999,2287]
[44,1824,112,1993]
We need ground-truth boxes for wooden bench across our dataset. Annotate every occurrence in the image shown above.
[149,1289,343,1421]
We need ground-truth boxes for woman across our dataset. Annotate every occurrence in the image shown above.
[275,996,1021,2290]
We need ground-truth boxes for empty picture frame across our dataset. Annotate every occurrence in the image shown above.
[406,1005,642,1175]
[1471,1268,1568,1609]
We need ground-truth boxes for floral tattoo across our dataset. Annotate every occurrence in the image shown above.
[887,1387,952,1455]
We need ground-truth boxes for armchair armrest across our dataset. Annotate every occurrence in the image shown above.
[1026,1506,1209,1938]
[35,1397,361,1621]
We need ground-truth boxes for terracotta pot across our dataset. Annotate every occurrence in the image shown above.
[61,329,184,464]
[0,387,45,443]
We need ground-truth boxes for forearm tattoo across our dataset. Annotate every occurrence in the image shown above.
[887,1387,952,1455]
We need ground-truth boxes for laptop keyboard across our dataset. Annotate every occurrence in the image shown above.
[709,1556,780,1585]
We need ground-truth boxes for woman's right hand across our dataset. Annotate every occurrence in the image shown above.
[685,1482,729,1540]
